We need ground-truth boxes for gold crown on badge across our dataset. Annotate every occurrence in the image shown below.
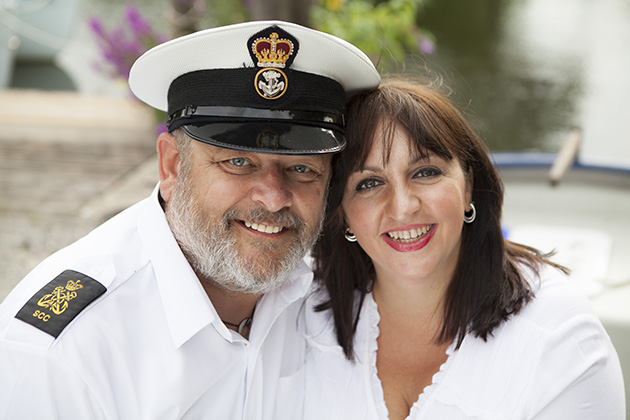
[251,32,294,68]
[65,280,84,291]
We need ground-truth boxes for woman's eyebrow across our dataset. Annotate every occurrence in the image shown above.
[357,165,382,173]
[409,153,434,165]
[355,154,434,174]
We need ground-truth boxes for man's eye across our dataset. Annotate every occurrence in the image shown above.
[292,165,312,174]
[229,158,249,167]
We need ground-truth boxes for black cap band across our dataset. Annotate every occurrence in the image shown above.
[168,105,344,131]
[167,68,346,131]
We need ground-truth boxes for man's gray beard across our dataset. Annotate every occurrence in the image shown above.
[165,177,324,295]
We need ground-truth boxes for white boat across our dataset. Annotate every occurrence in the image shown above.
[494,129,630,411]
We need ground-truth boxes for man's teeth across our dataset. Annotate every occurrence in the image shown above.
[387,225,432,242]
[244,221,283,234]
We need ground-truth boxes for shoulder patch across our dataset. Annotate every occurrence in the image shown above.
[15,270,107,338]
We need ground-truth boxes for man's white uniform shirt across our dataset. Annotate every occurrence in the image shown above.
[0,186,310,419]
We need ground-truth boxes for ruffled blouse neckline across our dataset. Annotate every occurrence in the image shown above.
[363,292,456,420]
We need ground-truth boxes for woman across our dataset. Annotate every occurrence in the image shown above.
[302,78,625,419]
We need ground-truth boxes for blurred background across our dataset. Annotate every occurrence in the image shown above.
[1,0,629,411]
[4,0,630,154]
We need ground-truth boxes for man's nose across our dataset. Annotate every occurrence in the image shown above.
[249,167,293,213]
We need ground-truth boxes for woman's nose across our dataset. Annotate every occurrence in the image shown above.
[386,184,420,221]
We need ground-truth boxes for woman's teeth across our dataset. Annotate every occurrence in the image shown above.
[244,221,283,234]
[386,225,432,242]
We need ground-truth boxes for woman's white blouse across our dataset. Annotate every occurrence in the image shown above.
[302,273,625,419]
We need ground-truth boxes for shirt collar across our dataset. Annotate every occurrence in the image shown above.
[137,185,315,347]
[138,185,217,348]
[248,259,313,345]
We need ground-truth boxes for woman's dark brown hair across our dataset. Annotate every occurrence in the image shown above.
[312,78,567,360]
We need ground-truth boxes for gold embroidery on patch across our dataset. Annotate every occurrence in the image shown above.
[37,280,84,315]
[252,32,294,68]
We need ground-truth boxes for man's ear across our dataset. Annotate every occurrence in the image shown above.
[157,132,180,203]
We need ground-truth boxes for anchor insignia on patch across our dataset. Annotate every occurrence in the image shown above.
[37,279,84,315]
[248,26,299,100]
[15,270,106,338]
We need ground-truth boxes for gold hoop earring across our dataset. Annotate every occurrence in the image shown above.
[344,228,357,242]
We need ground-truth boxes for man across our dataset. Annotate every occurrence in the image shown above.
[0,21,379,419]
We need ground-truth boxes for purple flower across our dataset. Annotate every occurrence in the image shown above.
[88,18,104,37]
[88,2,167,80]
[125,4,152,37]
[418,37,436,55]
[155,122,168,135]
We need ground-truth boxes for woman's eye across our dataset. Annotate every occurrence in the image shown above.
[414,167,441,178]
[356,178,381,191]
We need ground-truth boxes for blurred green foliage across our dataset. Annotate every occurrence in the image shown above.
[310,0,435,71]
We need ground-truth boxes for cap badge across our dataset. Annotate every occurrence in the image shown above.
[255,69,287,99]
[249,27,299,100]
[252,32,294,68]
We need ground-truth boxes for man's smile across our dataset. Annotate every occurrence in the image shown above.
[242,220,284,234]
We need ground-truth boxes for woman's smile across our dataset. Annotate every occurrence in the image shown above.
[382,223,437,252]
[384,224,434,242]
